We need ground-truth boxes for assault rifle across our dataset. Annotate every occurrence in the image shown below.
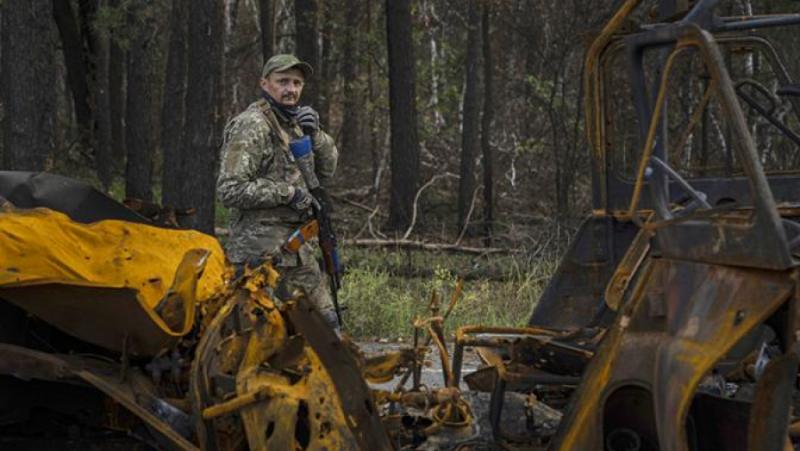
[281,199,343,327]
[287,135,343,327]
[310,187,343,326]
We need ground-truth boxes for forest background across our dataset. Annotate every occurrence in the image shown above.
[1,0,795,338]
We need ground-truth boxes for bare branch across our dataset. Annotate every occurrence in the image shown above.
[332,194,387,218]
[402,172,458,240]
[453,185,482,246]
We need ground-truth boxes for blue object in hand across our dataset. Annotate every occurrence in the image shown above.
[289,135,313,160]
[289,135,320,190]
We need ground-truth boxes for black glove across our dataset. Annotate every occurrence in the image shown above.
[295,106,320,135]
[310,187,334,214]
[288,186,320,212]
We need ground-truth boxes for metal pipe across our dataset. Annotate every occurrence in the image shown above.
[735,84,800,148]
[649,156,712,209]
[717,14,800,32]
[455,325,560,343]
[679,0,719,28]
[451,343,465,387]
[201,386,283,420]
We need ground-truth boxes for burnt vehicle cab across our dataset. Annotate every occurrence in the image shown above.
[531,0,800,331]
[452,1,800,450]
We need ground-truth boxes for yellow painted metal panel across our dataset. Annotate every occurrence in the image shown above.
[0,207,230,355]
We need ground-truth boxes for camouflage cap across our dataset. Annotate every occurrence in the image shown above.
[261,54,314,79]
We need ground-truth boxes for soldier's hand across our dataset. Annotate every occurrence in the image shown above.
[295,106,320,136]
[288,186,320,212]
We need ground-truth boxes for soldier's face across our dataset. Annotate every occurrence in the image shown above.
[261,69,305,106]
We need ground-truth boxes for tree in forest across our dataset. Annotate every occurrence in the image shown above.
[161,0,189,210]
[1,0,57,171]
[107,0,126,172]
[340,2,362,165]
[93,19,114,190]
[51,0,114,189]
[52,0,93,149]
[385,0,420,230]
[125,0,157,201]
[180,0,224,233]
[457,0,482,232]
[317,0,336,123]
[260,0,274,61]
[78,0,116,191]
[295,0,319,106]
[481,2,494,244]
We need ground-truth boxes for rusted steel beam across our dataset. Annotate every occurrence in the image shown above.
[452,325,591,387]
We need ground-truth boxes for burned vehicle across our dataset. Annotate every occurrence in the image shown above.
[0,171,394,450]
[455,0,800,450]
[3,0,800,450]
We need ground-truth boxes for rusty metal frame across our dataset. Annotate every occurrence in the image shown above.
[586,10,800,216]
[548,8,800,449]
[534,0,800,326]
[523,3,800,450]
[451,325,563,387]
[550,258,798,451]
[628,25,795,269]
[450,326,590,446]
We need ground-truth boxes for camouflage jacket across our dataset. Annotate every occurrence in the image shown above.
[217,98,338,264]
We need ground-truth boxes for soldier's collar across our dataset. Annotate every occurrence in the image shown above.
[262,92,298,124]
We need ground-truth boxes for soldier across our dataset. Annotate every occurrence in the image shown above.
[217,54,339,328]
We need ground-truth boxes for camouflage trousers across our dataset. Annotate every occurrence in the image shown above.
[274,247,336,322]
[226,221,336,326]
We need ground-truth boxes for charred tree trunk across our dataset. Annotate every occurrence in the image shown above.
[108,0,126,173]
[385,0,419,230]
[458,0,482,231]
[125,2,155,201]
[340,3,361,163]
[318,0,334,122]
[52,0,93,148]
[480,3,494,245]
[2,0,57,170]
[77,0,99,85]
[78,0,113,190]
[108,44,126,173]
[259,0,274,61]
[161,0,189,208]
[181,0,223,233]
[294,0,319,106]
[94,26,113,190]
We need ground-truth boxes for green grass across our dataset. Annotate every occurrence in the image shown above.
[215,203,231,227]
[339,246,558,340]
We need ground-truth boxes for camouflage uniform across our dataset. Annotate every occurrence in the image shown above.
[217,97,338,315]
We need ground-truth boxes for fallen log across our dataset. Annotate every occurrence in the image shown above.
[343,238,519,255]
